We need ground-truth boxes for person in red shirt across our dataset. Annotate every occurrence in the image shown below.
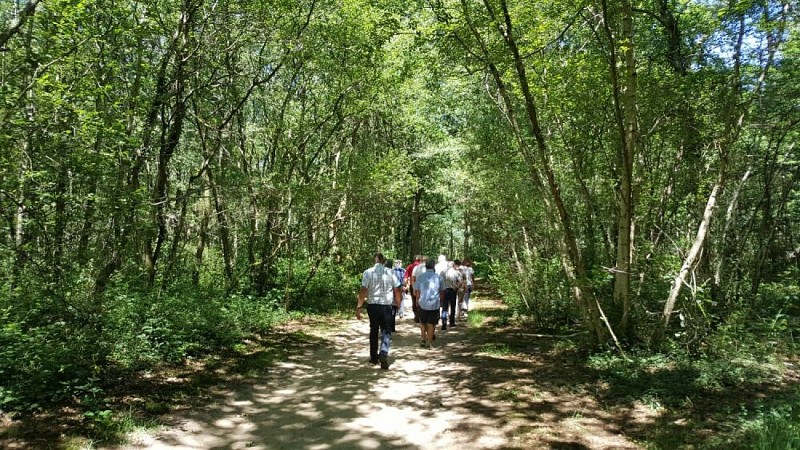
[404,255,422,324]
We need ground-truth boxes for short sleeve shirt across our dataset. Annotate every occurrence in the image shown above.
[393,267,405,285]
[444,267,463,290]
[435,262,448,277]
[361,264,400,305]
[412,262,427,280]
[414,270,444,311]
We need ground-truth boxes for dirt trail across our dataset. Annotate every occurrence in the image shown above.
[116,295,640,450]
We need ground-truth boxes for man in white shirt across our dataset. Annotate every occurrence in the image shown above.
[434,254,448,276]
[356,253,401,369]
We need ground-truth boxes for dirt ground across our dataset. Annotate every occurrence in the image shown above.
[110,294,640,450]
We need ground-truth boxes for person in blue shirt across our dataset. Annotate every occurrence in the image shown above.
[413,258,445,349]
[393,259,406,318]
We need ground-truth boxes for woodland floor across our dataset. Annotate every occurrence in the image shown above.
[2,285,798,449]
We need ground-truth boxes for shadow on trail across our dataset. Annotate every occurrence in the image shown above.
[127,292,636,449]
[141,288,799,450]
[0,331,329,448]
[9,286,795,449]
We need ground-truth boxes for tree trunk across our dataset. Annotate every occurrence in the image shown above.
[410,188,422,258]
[449,0,610,345]
[192,187,211,286]
[652,174,724,346]
[600,0,637,338]
[493,0,608,345]
[144,0,199,286]
[207,165,235,287]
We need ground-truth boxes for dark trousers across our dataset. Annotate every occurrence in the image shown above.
[411,291,420,323]
[367,304,393,361]
[442,288,457,327]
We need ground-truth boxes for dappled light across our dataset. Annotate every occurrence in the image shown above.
[113,292,641,449]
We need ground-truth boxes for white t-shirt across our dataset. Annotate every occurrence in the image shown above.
[361,264,400,305]
[434,255,448,276]
[444,267,463,290]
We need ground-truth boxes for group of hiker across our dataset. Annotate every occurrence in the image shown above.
[355,252,474,370]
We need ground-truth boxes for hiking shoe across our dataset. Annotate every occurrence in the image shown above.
[370,358,379,365]
[379,355,389,370]
[441,325,447,331]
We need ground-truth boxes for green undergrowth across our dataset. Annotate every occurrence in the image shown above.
[478,342,513,356]
[0,328,324,446]
[0,258,356,445]
[466,310,486,328]
[589,346,798,449]
[0,256,359,416]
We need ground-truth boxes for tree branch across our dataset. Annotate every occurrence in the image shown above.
[0,0,42,51]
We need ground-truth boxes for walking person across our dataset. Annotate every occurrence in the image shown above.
[404,255,421,322]
[393,259,406,318]
[411,256,429,342]
[442,260,464,330]
[413,258,444,348]
[461,258,474,317]
[435,254,448,276]
[356,253,402,369]
[384,259,399,332]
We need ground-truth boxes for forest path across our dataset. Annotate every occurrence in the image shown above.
[117,292,640,450]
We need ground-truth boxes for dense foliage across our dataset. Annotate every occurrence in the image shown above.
[0,0,798,436]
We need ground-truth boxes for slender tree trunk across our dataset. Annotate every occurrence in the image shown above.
[451,0,608,344]
[51,166,68,288]
[410,188,422,257]
[144,0,200,286]
[207,165,235,287]
[77,180,96,264]
[163,187,189,289]
[653,173,724,345]
[193,187,211,286]
[493,0,608,345]
[600,0,637,337]
[13,145,28,277]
